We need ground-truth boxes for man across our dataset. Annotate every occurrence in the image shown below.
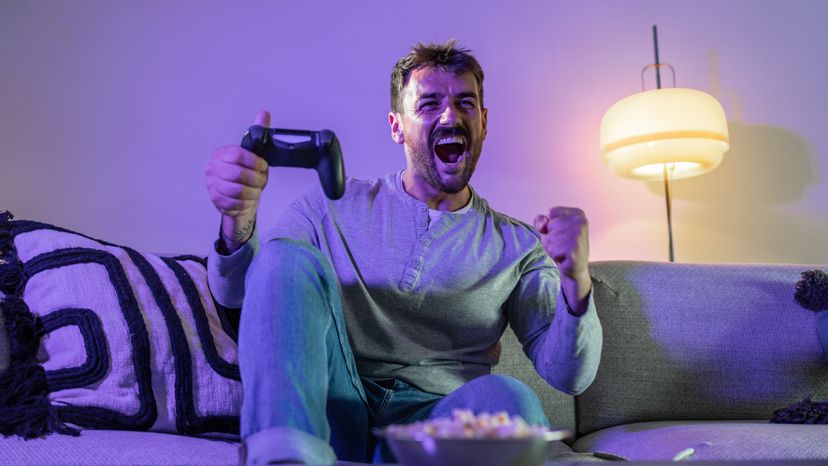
[205,40,602,465]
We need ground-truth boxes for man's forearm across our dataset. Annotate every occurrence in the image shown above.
[537,293,602,395]
[220,213,256,254]
[208,226,260,309]
[561,271,592,316]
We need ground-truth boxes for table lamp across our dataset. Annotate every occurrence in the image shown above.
[600,26,730,262]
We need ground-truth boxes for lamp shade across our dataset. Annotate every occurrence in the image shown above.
[600,88,729,180]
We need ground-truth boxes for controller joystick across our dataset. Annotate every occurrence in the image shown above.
[241,126,346,200]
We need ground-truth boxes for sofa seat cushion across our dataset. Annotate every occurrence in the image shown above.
[573,420,828,461]
[0,430,239,465]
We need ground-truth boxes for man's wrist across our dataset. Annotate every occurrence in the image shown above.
[561,271,592,317]
[218,215,256,255]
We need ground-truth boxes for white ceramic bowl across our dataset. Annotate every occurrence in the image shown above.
[375,429,570,466]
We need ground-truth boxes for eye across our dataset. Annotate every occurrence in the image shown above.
[460,99,477,109]
[419,101,438,111]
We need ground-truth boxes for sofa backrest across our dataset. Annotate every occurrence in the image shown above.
[493,326,576,434]
[578,261,828,436]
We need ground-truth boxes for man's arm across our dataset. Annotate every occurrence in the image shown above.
[509,206,603,395]
[204,111,271,306]
[534,207,592,315]
[508,253,602,396]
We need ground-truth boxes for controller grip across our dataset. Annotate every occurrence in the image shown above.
[241,126,346,200]
[317,130,346,200]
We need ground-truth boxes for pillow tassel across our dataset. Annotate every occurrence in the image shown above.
[0,211,22,296]
[770,397,828,424]
[0,363,80,438]
[0,240,80,439]
[794,269,828,312]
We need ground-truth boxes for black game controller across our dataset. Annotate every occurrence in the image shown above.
[241,126,346,200]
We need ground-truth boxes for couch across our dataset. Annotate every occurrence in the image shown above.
[494,260,828,462]
[1,216,827,464]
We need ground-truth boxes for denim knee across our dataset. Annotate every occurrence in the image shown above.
[250,238,332,281]
[245,238,337,308]
[432,374,549,426]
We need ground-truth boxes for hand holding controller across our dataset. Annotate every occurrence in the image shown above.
[241,126,346,200]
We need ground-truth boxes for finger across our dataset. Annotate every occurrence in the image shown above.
[254,110,271,128]
[213,163,268,188]
[544,222,587,239]
[546,214,588,233]
[548,206,585,219]
[210,193,258,215]
[533,214,550,232]
[216,146,269,172]
[216,181,263,200]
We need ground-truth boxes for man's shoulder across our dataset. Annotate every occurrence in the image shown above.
[473,193,541,242]
[297,173,395,203]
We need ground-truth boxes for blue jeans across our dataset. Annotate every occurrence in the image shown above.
[238,239,549,464]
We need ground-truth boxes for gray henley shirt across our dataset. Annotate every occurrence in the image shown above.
[208,170,602,396]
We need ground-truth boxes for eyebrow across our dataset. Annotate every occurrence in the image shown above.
[417,91,479,101]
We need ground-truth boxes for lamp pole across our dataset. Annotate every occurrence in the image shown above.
[652,24,675,262]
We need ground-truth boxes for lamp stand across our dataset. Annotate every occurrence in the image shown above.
[663,163,675,262]
[652,24,676,262]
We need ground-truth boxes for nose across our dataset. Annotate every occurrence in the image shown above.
[439,102,459,125]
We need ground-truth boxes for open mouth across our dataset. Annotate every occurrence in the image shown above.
[433,135,467,165]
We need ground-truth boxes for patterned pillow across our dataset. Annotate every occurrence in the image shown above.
[0,213,241,438]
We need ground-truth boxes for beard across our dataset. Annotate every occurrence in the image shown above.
[408,125,483,194]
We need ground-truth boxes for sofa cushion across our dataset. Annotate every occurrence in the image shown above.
[580,261,828,436]
[573,420,828,461]
[493,326,576,435]
[0,429,238,465]
[0,217,241,437]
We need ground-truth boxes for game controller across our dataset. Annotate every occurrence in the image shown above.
[241,125,346,200]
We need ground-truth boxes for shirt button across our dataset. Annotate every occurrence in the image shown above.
[419,239,428,246]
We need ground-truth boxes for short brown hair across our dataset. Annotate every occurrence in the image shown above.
[390,39,485,114]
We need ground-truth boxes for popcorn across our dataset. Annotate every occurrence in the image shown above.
[384,409,549,440]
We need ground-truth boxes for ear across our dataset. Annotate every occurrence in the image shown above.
[389,112,404,144]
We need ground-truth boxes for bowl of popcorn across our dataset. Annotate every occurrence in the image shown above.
[375,409,570,466]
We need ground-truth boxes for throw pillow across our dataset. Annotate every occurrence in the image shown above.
[0,212,241,438]
[769,269,828,424]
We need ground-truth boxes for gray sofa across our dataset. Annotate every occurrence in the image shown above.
[496,260,828,462]
[2,260,828,464]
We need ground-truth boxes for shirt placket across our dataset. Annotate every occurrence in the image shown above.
[398,207,458,300]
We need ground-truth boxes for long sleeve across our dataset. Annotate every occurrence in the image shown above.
[207,230,260,308]
[206,192,323,309]
[506,247,603,395]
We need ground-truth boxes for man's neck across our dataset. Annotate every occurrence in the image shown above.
[401,170,471,211]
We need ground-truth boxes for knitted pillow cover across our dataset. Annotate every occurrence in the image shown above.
[0,213,241,438]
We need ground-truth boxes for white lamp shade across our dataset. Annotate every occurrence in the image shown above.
[600,88,730,180]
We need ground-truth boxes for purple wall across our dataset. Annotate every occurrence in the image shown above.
[1,0,826,263]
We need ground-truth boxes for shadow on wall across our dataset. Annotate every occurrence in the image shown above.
[645,123,828,264]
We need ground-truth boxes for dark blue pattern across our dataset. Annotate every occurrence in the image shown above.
[8,220,240,435]
[125,249,239,435]
[24,248,157,430]
[162,257,240,380]
[171,255,239,341]
[40,308,108,392]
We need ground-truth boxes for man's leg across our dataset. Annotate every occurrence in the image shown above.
[429,374,549,427]
[371,375,549,462]
[238,238,370,464]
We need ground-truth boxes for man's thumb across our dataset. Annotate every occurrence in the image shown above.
[253,110,271,128]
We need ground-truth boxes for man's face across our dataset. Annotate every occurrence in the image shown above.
[390,67,488,194]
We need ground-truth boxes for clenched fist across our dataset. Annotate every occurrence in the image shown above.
[205,110,271,252]
[534,207,592,315]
